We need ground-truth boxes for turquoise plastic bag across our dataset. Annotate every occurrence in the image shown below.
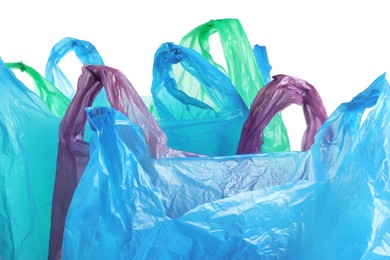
[62,74,389,259]
[0,58,60,260]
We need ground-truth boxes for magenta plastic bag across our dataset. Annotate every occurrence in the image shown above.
[238,74,328,154]
[48,65,197,260]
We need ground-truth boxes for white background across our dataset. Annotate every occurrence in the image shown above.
[1,0,389,150]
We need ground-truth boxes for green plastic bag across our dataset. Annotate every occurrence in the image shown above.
[177,18,289,152]
[0,59,61,260]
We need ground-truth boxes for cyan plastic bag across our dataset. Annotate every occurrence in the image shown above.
[152,42,250,155]
[62,74,389,259]
[0,58,60,260]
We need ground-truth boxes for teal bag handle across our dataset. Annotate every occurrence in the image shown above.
[45,37,105,98]
[151,42,248,120]
[6,62,70,118]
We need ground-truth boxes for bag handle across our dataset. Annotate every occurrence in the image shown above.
[253,44,272,84]
[151,42,248,120]
[61,64,199,158]
[179,18,265,107]
[6,62,70,118]
[237,74,328,154]
[45,37,105,98]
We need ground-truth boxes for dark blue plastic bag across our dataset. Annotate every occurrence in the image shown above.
[62,69,390,259]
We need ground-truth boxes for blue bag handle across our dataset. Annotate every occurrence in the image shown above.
[311,73,387,181]
[151,42,248,120]
[253,45,272,84]
[45,37,105,98]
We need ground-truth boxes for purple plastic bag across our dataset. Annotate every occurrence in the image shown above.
[48,65,198,260]
[238,74,328,154]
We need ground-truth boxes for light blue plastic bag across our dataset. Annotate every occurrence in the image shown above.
[61,74,389,258]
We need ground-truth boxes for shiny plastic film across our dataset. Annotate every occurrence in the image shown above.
[0,58,60,260]
[62,71,389,258]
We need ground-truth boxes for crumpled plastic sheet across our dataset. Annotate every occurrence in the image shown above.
[62,74,389,259]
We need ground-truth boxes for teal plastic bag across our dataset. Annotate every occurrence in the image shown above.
[0,58,60,260]
[62,74,389,259]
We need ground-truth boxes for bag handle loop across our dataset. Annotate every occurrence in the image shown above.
[151,42,248,120]
[45,37,105,98]
[237,74,328,154]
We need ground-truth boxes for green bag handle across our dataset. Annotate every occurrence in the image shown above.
[6,62,70,118]
[179,18,264,107]
[179,18,290,152]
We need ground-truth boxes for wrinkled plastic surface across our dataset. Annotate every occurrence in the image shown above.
[152,42,249,155]
[45,37,105,98]
[179,18,289,152]
[6,62,70,118]
[0,58,60,260]
[48,65,199,260]
[61,75,389,259]
[253,44,272,84]
[238,74,328,154]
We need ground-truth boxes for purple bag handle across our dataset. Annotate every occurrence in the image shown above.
[237,74,328,154]
[61,65,198,158]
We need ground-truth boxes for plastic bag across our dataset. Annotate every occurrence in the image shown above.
[61,74,330,259]
[48,64,200,260]
[178,18,289,152]
[152,42,249,155]
[0,58,60,260]
[62,74,389,259]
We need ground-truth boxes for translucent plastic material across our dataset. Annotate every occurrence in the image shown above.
[62,74,389,259]
[152,42,291,155]
[6,62,70,118]
[45,37,105,98]
[0,59,60,260]
[253,44,272,84]
[179,18,289,152]
[238,74,328,154]
[152,42,248,155]
[48,65,199,260]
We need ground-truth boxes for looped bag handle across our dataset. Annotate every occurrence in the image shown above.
[45,37,105,98]
[237,74,328,154]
